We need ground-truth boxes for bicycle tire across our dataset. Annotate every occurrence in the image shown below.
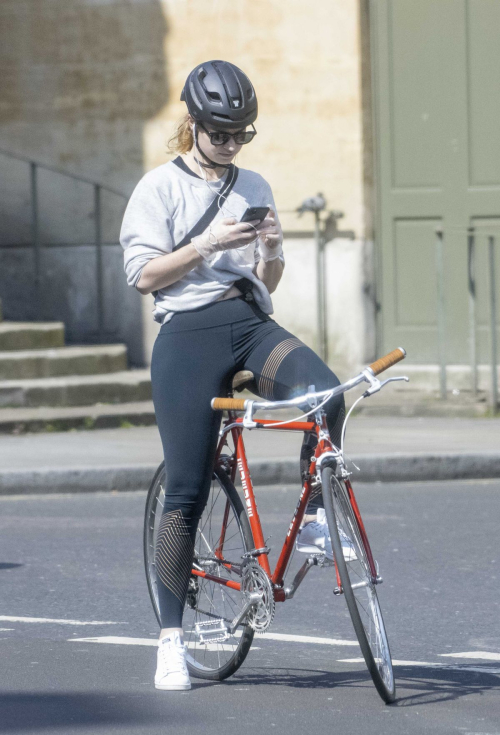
[321,466,396,703]
[144,462,255,681]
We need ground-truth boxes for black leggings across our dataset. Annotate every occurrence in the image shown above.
[150,297,344,628]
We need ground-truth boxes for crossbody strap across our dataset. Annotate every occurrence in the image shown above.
[172,165,239,251]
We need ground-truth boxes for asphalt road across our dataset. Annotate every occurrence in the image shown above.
[0,480,499,735]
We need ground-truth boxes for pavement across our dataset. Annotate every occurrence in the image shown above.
[0,482,499,734]
[0,415,500,493]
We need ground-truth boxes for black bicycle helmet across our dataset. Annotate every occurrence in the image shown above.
[181,60,258,130]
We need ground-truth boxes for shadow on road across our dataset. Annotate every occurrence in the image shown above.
[392,664,500,707]
[0,691,192,732]
[226,666,372,690]
[0,563,23,571]
[225,664,500,705]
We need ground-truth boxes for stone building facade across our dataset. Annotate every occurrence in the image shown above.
[0,0,375,374]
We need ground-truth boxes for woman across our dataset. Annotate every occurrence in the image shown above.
[121,60,345,691]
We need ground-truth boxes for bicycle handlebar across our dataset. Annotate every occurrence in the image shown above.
[212,397,247,411]
[368,347,406,376]
[211,347,407,412]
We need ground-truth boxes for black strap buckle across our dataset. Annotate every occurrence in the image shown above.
[234,277,254,302]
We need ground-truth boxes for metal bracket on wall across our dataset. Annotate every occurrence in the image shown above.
[296,194,355,363]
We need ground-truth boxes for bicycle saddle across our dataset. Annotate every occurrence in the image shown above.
[232,370,255,393]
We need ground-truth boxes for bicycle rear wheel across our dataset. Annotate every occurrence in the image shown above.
[144,462,255,680]
[321,466,396,703]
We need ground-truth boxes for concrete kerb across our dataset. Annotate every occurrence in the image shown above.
[1,453,500,494]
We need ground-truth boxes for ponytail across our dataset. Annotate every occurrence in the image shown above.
[167,114,194,155]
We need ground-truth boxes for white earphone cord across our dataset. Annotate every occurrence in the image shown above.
[193,123,259,240]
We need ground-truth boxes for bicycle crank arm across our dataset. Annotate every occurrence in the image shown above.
[285,555,321,599]
[228,592,262,634]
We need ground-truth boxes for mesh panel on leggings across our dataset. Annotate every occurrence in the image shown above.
[329,403,345,451]
[304,402,346,508]
[258,338,304,399]
[155,509,194,605]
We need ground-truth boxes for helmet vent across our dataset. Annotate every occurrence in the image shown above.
[207,91,222,102]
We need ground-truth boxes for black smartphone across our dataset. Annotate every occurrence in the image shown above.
[240,206,270,225]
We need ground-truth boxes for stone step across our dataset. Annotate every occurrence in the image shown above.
[0,369,152,408]
[0,401,157,433]
[0,322,65,351]
[0,344,128,380]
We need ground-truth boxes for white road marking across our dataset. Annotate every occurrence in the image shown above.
[69,639,500,675]
[338,658,500,674]
[71,637,260,653]
[65,635,500,675]
[0,615,121,626]
[73,637,156,646]
[72,633,359,648]
[259,632,358,646]
[439,651,500,661]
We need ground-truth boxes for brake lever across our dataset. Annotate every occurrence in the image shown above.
[242,401,257,428]
[363,375,409,397]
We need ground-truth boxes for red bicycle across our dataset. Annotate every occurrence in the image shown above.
[144,347,407,703]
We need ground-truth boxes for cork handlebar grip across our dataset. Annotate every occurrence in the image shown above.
[211,397,248,411]
[368,347,407,376]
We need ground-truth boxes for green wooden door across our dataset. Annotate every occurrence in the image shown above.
[371,0,500,363]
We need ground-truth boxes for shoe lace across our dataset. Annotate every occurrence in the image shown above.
[160,639,187,673]
[305,518,352,548]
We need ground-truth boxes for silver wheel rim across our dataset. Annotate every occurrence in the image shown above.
[330,475,394,694]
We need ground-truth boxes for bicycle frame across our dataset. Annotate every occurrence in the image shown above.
[190,347,408,604]
[190,412,378,604]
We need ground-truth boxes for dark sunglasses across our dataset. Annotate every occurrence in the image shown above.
[199,122,257,146]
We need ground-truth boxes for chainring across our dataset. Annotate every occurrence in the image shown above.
[241,560,275,633]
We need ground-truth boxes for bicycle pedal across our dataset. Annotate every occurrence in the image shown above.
[194,619,229,644]
[311,554,334,568]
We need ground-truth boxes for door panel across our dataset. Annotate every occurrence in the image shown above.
[467,0,500,186]
[394,219,440,329]
[389,0,451,188]
[372,0,500,363]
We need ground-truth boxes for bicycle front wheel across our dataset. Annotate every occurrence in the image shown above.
[144,463,255,681]
[321,466,396,703]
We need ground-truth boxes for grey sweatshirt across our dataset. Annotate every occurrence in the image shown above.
[120,160,282,324]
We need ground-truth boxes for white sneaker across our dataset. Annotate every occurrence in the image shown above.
[155,631,191,691]
[296,508,357,562]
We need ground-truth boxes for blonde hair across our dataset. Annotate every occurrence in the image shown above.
[167,114,194,155]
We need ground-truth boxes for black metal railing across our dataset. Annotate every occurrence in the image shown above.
[0,147,128,343]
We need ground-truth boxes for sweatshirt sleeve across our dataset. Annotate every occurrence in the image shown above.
[120,176,174,289]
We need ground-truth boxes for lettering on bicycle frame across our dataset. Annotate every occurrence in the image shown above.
[237,458,253,518]
[287,484,307,538]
